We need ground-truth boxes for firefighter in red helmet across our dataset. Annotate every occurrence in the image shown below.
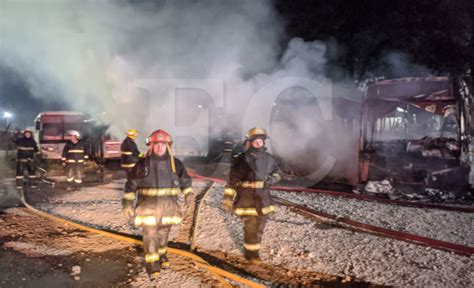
[223,127,282,261]
[122,129,194,279]
[62,130,89,191]
[12,129,39,190]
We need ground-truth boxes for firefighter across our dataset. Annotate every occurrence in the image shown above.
[122,129,194,278]
[223,127,282,261]
[120,129,143,194]
[12,129,39,190]
[62,130,89,190]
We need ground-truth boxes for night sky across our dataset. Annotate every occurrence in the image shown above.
[0,65,68,129]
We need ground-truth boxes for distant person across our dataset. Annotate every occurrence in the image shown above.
[62,130,89,191]
[223,127,282,262]
[12,129,39,190]
[122,129,194,279]
[120,129,143,196]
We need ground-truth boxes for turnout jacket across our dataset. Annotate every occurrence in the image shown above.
[62,140,89,164]
[125,153,193,226]
[12,137,39,160]
[120,137,141,169]
[225,147,282,216]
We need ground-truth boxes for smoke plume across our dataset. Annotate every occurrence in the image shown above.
[1,0,362,182]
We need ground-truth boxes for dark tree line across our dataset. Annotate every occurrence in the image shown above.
[275,0,474,82]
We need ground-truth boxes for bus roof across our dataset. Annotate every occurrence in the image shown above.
[365,77,453,102]
[36,111,84,117]
[35,111,84,121]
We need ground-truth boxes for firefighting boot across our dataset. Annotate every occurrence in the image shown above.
[17,187,25,203]
[244,249,262,263]
[29,178,38,190]
[145,262,161,280]
[16,176,24,191]
[159,254,170,270]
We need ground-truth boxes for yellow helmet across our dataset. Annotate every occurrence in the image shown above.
[245,127,267,140]
[126,129,138,139]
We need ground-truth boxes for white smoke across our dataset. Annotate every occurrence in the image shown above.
[384,52,431,78]
[1,0,362,182]
[1,0,281,136]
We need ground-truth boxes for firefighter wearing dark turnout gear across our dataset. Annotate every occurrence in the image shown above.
[122,129,193,278]
[223,127,282,261]
[12,130,39,189]
[121,129,142,194]
[62,132,89,190]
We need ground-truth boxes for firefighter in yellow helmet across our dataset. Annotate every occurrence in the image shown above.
[223,127,282,261]
[120,129,143,194]
[122,129,194,279]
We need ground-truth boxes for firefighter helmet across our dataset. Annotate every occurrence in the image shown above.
[126,129,138,138]
[146,129,173,145]
[146,129,176,173]
[22,128,33,136]
[245,127,267,140]
[67,130,81,139]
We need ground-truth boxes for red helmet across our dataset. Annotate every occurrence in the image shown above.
[146,129,173,145]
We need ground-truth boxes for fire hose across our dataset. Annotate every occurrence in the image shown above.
[24,168,473,282]
[187,171,474,213]
[19,194,265,288]
[275,197,474,257]
[188,171,474,256]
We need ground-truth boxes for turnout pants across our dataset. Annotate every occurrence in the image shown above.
[124,169,136,193]
[66,163,84,187]
[242,216,267,259]
[143,225,171,274]
[16,159,37,189]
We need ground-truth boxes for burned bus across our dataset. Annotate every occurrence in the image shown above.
[35,111,86,160]
[359,77,473,192]
[34,111,121,163]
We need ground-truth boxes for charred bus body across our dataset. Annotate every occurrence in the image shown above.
[207,77,472,194]
[359,77,473,192]
[34,111,85,160]
[88,124,121,164]
[269,87,362,187]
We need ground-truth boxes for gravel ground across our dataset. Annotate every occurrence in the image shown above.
[37,180,143,235]
[31,179,227,287]
[0,207,135,287]
[193,183,473,287]
[25,178,474,287]
[274,190,474,247]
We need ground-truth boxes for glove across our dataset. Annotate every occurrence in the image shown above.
[122,203,135,222]
[222,198,233,213]
[264,175,279,187]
